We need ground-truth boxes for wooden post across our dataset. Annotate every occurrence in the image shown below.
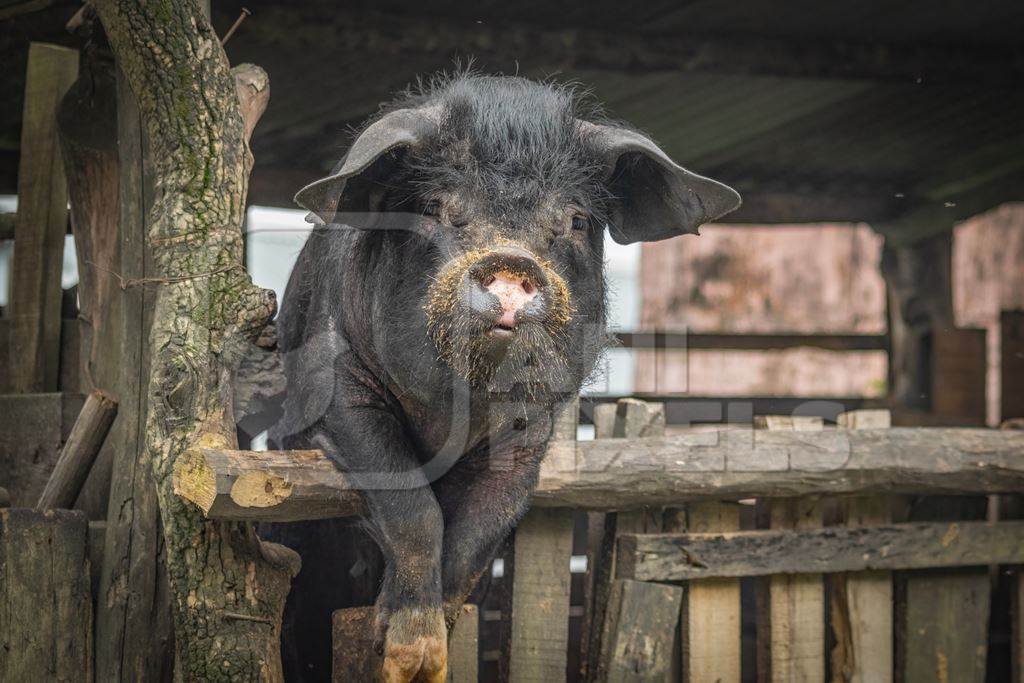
[92,64,172,682]
[833,409,893,683]
[509,398,578,682]
[686,501,742,683]
[931,328,987,425]
[757,416,825,683]
[8,43,78,393]
[1003,310,1024,423]
[0,508,92,682]
[36,389,117,509]
[880,231,954,413]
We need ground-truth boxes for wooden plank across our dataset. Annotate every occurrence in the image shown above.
[509,507,575,682]
[686,501,742,683]
[8,43,78,393]
[37,389,117,509]
[0,508,91,682]
[616,519,1024,580]
[93,64,171,682]
[583,398,664,682]
[175,428,1024,520]
[509,399,578,683]
[331,604,478,682]
[1003,311,1024,422]
[447,604,479,683]
[597,579,682,682]
[0,392,84,507]
[903,571,989,681]
[768,497,825,682]
[833,410,893,683]
[899,495,990,683]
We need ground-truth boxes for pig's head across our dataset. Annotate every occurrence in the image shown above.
[295,75,739,397]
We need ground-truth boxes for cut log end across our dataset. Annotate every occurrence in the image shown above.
[230,471,293,508]
[172,449,217,514]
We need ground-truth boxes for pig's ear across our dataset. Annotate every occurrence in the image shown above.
[581,123,741,244]
[295,107,440,224]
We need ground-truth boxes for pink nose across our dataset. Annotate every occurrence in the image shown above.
[484,271,538,327]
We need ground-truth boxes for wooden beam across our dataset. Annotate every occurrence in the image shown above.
[614,331,888,352]
[36,389,118,510]
[8,43,78,393]
[615,520,1024,581]
[174,428,1024,520]
[263,10,1024,86]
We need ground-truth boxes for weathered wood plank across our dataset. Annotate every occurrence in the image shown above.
[8,43,78,393]
[174,428,1024,521]
[597,579,682,682]
[331,604,479,682]
[582,398,664,682]
[37,389,117,509]
[903,571,989,682]
[899,496,990,683]
[0,392,84,507]
[510,399,578,683]
[835,498,893,683]
[686,501,742,683]
[768,497,825,682]
[616,520,1024,580]
[509,507,575,682]
[0,508,91,682]
[93,64,171,683]
[833,410,893,683]
[447,604,479,683]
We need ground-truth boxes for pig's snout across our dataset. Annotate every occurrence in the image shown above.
[482,272,537,328]
[465,249,549,331]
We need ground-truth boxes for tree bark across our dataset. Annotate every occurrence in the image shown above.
[90,2,296,680]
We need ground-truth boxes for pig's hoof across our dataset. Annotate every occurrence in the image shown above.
[379,607,447,683]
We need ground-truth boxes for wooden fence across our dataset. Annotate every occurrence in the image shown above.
[174,401,1024,682]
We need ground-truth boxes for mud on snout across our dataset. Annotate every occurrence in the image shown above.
[425,244,574,389]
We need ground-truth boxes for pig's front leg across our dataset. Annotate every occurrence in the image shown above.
[433,441,544,628]
[318,408,448,683]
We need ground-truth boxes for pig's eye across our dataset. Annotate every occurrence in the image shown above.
[571,213,589,231]
[421,200,442,219]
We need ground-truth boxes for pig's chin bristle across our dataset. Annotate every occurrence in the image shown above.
[424,245,574,393]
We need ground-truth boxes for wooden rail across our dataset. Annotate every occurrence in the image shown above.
[615,521,1024,581]
[174,428,1024,521]
[613,331,888,352]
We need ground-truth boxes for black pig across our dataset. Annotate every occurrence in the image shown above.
[267,73,739,682]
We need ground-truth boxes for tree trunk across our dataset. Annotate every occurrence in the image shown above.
[90,2,297,680]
